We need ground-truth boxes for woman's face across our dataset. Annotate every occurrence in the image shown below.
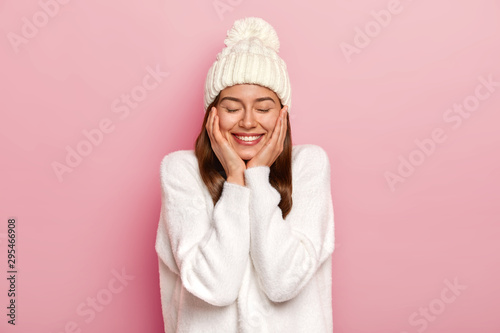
[215,84,283,162]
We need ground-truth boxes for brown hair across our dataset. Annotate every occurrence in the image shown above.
[194,93,293,219]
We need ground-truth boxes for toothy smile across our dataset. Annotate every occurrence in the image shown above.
[233,134,263,142]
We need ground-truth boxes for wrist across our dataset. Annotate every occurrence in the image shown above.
[246,161,267,169]
[226,174,245,186]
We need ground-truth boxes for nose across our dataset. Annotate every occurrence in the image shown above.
[239,109,257,128]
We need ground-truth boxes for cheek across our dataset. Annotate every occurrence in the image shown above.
[216,113,233,132]
[262,115,279,132]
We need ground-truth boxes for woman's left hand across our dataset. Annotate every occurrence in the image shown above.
[246,105,288,169]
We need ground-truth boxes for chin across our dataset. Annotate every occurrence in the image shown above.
[238,152,256,162]
[240,155,255,162]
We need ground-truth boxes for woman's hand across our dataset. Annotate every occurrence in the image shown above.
[206,107,246,185]
[246,106,288,169]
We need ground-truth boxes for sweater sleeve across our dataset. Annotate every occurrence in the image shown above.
[155,152,251,306]
[243,145,335,302]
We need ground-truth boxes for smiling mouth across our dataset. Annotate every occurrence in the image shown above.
[232,134,264,142]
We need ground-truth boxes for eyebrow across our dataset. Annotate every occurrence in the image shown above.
[219,96,276,105]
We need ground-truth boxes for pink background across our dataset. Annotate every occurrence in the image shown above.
[1,0,499,332]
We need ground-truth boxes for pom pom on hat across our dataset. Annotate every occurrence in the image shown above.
[204,17,291,112]
[224,17,280,52]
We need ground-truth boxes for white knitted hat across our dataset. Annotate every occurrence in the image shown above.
[204,17,292,112]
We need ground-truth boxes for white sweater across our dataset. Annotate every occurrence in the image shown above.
[155,144,335,332]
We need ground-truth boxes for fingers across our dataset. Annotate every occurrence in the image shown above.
[210,108,216,141]
[206,107,224,146]
[267,108,281,143]
[282,105,288,137]
[213,111,225,144]
[278,106,288,153]
[206,107,231,154]
[278,106,288,147]
[205,107,215,142]
[269,106,287,148]
[206,107,225,166]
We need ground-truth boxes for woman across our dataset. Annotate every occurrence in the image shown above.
[155,17,335,332]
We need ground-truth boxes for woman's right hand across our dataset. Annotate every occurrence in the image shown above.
[206,107,246,185]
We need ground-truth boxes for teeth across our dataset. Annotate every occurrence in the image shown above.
[235,134,262,141]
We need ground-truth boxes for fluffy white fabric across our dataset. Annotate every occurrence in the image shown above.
[155,144,335,332]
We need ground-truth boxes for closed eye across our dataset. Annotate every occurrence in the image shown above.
[258,109,270,112]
